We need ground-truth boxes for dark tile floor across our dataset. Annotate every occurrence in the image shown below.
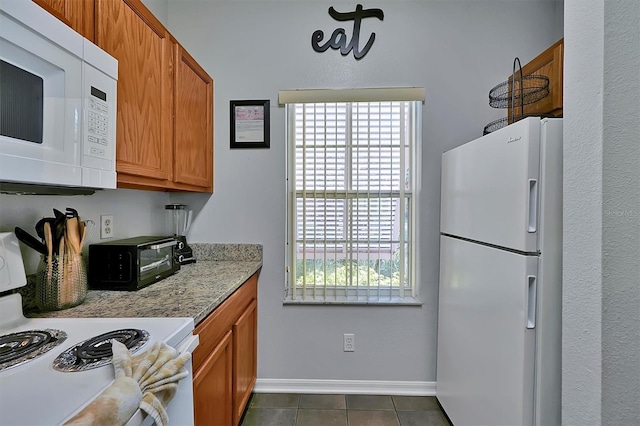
[239,393,451,426]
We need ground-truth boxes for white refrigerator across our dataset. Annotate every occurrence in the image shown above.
[436,117,562,426]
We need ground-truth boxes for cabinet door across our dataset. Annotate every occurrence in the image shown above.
[233,299,258,425]
[95,0,172,187]
[194,331,233,426]
[509,39,564,120]
[173,44,213,192]
[32,0,94,40]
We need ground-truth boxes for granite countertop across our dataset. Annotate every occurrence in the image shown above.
[28,243,262,325]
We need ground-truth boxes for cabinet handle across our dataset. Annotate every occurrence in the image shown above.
[526,275,537,329]
[527,179,538,233]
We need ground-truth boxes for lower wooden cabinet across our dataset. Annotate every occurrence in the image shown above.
[233,299,257,425]
[194,331,233,426]
[193,273,258,426]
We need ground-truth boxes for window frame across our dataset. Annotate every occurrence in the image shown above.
[281,88,423,305]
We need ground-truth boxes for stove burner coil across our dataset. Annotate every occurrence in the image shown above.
[0,329,67,371]
[76,329,146,360]
[53,328,149,372]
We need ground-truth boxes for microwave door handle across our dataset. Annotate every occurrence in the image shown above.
[148,240,177,250]
[140,255,170,273]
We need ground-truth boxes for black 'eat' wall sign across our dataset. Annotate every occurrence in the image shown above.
[311,4,384,60]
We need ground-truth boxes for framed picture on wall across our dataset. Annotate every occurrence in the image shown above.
[230,100,270,148]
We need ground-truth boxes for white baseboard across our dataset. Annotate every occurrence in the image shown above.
[253,379,436,396]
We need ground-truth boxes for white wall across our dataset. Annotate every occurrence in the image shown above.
[0,190,170,274]
[564,0,640,424]
[141,0,169,26]
[167,0,563,384]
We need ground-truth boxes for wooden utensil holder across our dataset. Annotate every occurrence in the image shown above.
[35,254,87,311]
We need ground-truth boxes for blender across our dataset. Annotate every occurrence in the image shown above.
[165,204,196,265]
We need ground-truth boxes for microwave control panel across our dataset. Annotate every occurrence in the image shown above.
[82,62,116,172]
[84,86,112,163]
[87,90,109,155]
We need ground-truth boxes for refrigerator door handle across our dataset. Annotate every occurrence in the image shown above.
[527,275,537,329]
[527,179,538,233]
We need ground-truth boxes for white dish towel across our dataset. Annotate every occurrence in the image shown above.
[64,340,191,426]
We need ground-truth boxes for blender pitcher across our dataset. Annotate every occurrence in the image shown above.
[165,204,196,265]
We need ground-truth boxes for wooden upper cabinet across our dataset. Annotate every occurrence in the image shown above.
[173,44,214,192]
[32,0,95,40]
[509,38,564,119]
[95,0,172,188]
[36,0,214,192]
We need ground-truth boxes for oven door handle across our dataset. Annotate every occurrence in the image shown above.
[177,334,199,354]
[148,240,177,250]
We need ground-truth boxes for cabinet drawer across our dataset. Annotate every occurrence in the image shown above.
[193,274,258,372]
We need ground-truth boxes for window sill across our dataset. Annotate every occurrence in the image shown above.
[283,296,423,306]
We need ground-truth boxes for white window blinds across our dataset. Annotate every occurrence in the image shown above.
[282,89,422,304]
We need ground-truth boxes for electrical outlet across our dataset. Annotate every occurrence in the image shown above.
[100,215,114,239]
[343,333,355,352]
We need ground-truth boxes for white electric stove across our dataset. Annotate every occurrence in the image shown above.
[0,232,198,425]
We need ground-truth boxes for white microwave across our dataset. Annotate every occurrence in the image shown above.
[0,0,117,191]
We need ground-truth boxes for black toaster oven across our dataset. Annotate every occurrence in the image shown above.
[88,236,180,291]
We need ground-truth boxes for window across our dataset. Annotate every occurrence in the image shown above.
[281,88,423,304]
